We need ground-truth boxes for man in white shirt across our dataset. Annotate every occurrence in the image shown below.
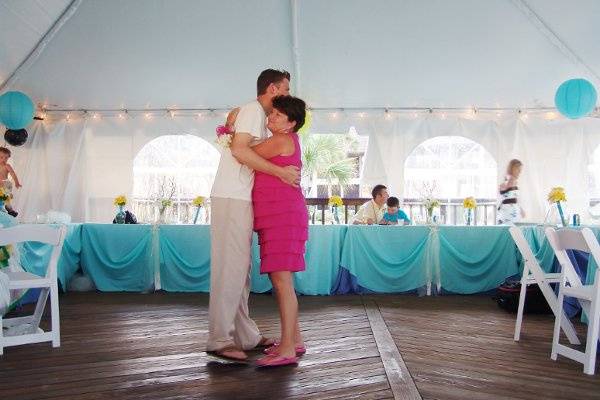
[207,69,300,361]
[351,184,389,225]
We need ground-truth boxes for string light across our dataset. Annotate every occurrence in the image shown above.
[46,106,564,122]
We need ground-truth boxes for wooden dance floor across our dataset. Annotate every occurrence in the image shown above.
[1,292,599,399]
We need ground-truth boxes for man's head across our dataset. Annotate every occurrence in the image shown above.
[386,196,399,214]
[372,184,389,206]
[0,147,11,164]
[257,69,291,110]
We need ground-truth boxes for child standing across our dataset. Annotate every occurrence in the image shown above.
[0,147,21,217]
[381,197,411,225]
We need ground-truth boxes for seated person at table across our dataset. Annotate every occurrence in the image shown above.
[351,184,388,225]
[380,197,411,225]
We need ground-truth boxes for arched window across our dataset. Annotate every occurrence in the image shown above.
[133,135,220,223]
[404,136,497,224]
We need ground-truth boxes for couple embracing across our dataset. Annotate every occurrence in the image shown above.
[207,69,308,367]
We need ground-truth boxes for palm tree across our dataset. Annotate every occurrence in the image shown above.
[301,134,357,197]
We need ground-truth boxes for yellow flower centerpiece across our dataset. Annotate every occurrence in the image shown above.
[113,195,127,224]
[114,195,127,207]
[547,187,567,227]
[463,197,477,225]
[328,195,343,207]
[328,195,343,224]
[192,196,205,224]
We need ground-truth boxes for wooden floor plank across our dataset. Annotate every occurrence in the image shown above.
[2,292,600,400]
[363,299,422,400]
[372,294,600,400]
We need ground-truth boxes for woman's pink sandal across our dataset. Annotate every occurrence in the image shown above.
[256,354,298,367]
[263,344,306,356]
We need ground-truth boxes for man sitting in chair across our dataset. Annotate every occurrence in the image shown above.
[351,184,388,225]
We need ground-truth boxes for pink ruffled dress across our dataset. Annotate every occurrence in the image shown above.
[252,133,308,274]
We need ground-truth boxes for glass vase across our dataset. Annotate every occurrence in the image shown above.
[464,209,473,226]
[115,205,126,224]
[332,205,340,224]
[426,209,433,224]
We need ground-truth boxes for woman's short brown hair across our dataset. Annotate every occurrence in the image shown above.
[271,95,306,132]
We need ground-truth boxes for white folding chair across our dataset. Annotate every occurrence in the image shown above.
[509,227,579,344]
[0,224,67,355]
[546,227,600,375]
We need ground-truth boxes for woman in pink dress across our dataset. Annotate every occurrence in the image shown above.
[251,95,308,367]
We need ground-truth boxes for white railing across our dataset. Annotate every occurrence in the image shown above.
[130,197,497,225]
[131,198,211,224]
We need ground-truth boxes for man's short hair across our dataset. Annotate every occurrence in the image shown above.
[0,147,11,157]
[257,69,291,96]
[372,184,387,199]
[387,197,399,208]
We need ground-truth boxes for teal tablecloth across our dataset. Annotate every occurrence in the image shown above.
[80,224,154,292]
[19,223,590,295]
[19,223,83,290]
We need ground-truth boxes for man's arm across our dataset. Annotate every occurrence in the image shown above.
[230,132,299,186]
[7,165,21,188]
[351,204,367,225]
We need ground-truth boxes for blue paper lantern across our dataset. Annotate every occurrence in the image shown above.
[554,79,597,119]
[0,91,35,129]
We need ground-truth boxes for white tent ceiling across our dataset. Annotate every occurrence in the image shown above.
[1,0,599,111]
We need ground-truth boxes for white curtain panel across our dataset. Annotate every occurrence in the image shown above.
[7,112,600,223]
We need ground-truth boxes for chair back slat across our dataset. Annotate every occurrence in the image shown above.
[509,226,538,263]
[0,225,64,246]
[551,229,591,253]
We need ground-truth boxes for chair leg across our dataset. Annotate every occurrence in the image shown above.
[551,282,565,361]
[514,278,528,341]
[50,284,60,348]
[0,315,3,355]
[583,300,599,375]
[31,288,50,330]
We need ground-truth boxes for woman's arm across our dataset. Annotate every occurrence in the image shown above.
[252,135,294,159]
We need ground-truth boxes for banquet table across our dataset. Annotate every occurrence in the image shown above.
[16,223,600,296]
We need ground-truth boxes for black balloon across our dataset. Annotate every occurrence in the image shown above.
[4,129,28,146]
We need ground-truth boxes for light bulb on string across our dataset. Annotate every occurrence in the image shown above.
[384,109,392,120]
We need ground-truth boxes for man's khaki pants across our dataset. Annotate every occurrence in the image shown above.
[206,197,261,351]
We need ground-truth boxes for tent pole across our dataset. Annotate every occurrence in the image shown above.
[0,0,83,94]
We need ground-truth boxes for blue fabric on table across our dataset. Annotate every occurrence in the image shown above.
[19,224,82,291]
[340,225,430,293]
[438,226,519,294]
[158,225,211,292]
[251,225,347,295]
[332,266,375,294]
[80,224,153,292]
